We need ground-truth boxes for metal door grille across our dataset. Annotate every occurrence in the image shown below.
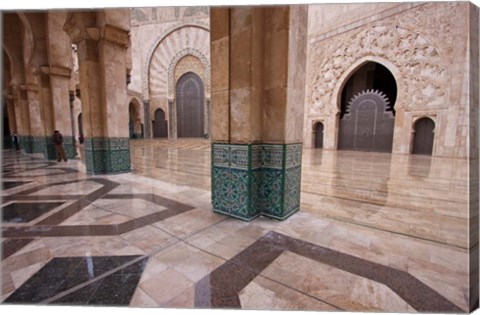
[338,89,395,152]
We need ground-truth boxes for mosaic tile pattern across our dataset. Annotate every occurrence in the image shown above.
[84,137,131,174]
[42,136,75,161]
[31,136,47,155]
[21,135,33,154]
[211,143,302,221]
[63,137,76,159]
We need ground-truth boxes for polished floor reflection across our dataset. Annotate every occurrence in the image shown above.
[1,139,476,312]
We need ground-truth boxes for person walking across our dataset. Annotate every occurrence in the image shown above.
[12,132,20,150]
[53,130,68,162]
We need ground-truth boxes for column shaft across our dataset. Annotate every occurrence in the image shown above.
[210,6,308,221]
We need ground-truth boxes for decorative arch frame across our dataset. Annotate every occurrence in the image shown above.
[128,97,142,120]
[308,23,448,115]
[143,22,210,98]
[333,57,402,114]
[167,49,210,99]
[16,13,35,66]
[128,97,143,138]
[306,23,448,153]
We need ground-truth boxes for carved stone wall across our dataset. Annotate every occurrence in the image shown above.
[304,2,471,158]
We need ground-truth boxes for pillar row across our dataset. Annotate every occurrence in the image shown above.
[65,13,131,174]
[210,6,308,221]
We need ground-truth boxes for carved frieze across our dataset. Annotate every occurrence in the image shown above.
[308,22,448,115]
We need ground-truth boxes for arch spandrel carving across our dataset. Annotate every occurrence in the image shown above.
[308,23,448,115]
[144,23,210,98]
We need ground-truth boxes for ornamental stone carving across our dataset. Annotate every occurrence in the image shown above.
[308,23,448,114]
[167,48,210,98]
[143,22,210,97]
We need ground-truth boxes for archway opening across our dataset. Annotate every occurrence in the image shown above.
[129,101,143,139]
[338,62,397,152]
[153,108,168,138]
[313,122,324,148]
[77,113,83,141]
[175,72,205,138]
[412,117,435,155]
[3,101,12,149]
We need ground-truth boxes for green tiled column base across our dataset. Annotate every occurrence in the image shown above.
[44,137,76,160]
[212,143,302,221]
[32,136,47,155]
[20,136,46,155]
[44,137,57,160]
[21,135,33,153]
[63,137,76,159]
[3,138,13,149]
[84,137,131,174]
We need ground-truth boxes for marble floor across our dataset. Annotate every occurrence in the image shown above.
[1,138,477,312]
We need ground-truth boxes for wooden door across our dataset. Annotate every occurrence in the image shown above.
[412,118,435,155]
[176,72,205,138]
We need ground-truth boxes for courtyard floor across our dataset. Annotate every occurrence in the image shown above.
[1,138,474,312]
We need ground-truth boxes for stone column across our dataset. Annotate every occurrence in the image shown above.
[5,96,17,135]
[168,99,175,139]
[64,11,131,174]
[143,100,151,138]
[40,66,76,159]
[468,3,479,312]
[3,94,17,149]
[14,86,32,152]
[210,6,308,221]
[24,83,47,155]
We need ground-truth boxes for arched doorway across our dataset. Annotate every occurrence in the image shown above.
[3,102,12,149]
[153,108,168,138]
[313,122,324,148]
[412,117,435,155]
[175,72,204,138]
[338,62,397,152]
[77,113,83,138]
[129,100,143,139]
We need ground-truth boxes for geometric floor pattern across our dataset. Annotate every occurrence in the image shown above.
[1,139,477,312]
[4,255,147,306]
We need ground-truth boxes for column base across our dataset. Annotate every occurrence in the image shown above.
[84,137,131,174]
[211,143,302,221]
[63,137,76,159]
[42,136,75,160]
[3,138,13,149]
[20,136,46,155]
[21,135,33,153]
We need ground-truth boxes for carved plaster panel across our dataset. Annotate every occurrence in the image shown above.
[308,22,448,115]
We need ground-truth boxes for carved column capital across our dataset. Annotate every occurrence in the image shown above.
[101,24,130,47]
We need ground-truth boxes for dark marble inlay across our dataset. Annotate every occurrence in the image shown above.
[194,231,464,312]
[3,194,195,238]
[2,178,119,261]
[4,255,146,306]
[2,202,65,223]
[2,181,32,190]
[1,239,35,260]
